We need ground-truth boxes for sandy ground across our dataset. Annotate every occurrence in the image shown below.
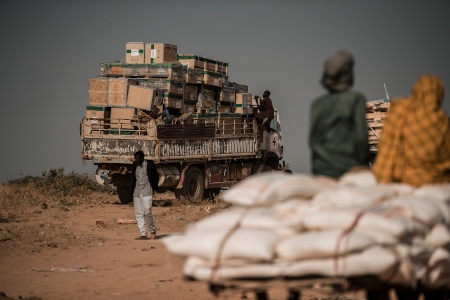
[0,192,367,300]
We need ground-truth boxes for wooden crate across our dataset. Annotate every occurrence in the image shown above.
[219,87,236,103]
[215,61,228,75]
[217,104,235,113]
[100,63,148,77]
[230,82,248,93]
[178,54,205,69]
[181,84,198,101]
[367,126,383,142]
[199,85,217,101]
[184,68,204,84]
[137,79,182,94]
[203,71,223,87]
[366,100,390,112]
[147,63,184,80]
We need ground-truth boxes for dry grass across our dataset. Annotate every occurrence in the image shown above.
[0,168,230,250]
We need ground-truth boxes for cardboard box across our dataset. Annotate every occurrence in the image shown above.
[107,78,136,107]
[126,42,145,64]
[219,87,236,103]
[110,107,135,129]
[127,85,158,111]
[203,71,223,87]
[88,77,108,106]
[85,106,111,125]
[144,43,178,64]
[137,79,182,94]
[235,93,253,114]
[184,68,204,84]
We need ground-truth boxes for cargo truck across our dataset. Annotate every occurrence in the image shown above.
[81,105,284,204]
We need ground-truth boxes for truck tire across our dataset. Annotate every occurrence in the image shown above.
[175,166,204,203]
[117,186,133,204]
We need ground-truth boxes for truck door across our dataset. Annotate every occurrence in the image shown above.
[261,110,283,159]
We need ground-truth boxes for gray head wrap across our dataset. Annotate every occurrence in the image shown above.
[321,50,354,92]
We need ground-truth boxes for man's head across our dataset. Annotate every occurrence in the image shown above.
[134,150,145,166]
[321,50,354,93]
[263,91,270,98]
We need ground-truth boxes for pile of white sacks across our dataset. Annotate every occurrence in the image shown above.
[163,170,450,289]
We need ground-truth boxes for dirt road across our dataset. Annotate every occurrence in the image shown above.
[0,190,366,300]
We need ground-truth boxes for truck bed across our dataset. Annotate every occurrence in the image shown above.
[81,113,260,164]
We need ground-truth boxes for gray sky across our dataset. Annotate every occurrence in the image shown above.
[1,0,449,181]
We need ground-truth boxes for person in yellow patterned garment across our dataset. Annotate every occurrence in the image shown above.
[373,74,450,186]
[370,74,450,300]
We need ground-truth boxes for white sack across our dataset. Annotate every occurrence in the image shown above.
[222,172,336,206]
[339,169,378,187]
[385,196,445,227]
[183,256,285,281]
[282,246,398,281]
[386,244,417,287]
[380,183,415,196]
[188,206,298,235]
[420,247,450,288]
[162,228,280,261]
[276,229,374,260]
[311,186,399,209]
[425,223,450,249]
[428,199,450,224]
[413,184,450,203]
[302,208,416,240]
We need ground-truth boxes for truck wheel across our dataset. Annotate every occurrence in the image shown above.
[175,166,204,203]
[117,186,133,204]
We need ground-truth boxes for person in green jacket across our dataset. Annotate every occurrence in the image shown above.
[309,50,370,178]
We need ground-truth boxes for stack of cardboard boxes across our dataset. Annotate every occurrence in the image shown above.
[87,42,256,132]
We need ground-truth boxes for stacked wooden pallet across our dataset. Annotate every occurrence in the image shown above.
[366,99,390,152]
[86,43,256,134]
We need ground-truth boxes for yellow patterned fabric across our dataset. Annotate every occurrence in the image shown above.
[373,75,450,186]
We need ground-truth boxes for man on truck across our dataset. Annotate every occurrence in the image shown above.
[131,151,160,240]
[254,90,275,146]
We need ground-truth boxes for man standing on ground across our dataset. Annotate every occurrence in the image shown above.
[309,50,370,178]
[254,90,275,145]
[131,150,159,240]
